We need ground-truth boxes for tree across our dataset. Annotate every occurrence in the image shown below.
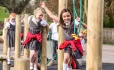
[0,0,30,14]
[104,0,114,28]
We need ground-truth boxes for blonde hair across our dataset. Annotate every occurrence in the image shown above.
[9,13,16,19]
[34,7,43,15]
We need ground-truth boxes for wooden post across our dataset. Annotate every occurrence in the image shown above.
[86,0,104,70]
[40,15,47,70]
[14,58,30,70]
[24,14,29,58]
[58,0,67,70]
[3,18,9,70]
[15,14,21,58]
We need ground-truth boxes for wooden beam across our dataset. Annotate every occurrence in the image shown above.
[15,14,21,58]
[40,14,47,70]
[58,0,67,70]
[3,18,10,70]
[86,0,104,70]
[23,14,29,58]
[0,55,14,60]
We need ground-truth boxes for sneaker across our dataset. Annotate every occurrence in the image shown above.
[7,59,11,65]
[47,60,54,66]
[30,65,34,70]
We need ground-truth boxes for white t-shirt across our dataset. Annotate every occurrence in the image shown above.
[4,21,16,29]
[3,21,15,36]
[28,16,47,26]
[49,22,58,41]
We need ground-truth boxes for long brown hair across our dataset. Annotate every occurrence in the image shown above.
[59,8,73,26]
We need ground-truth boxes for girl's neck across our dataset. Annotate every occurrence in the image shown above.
[65,21,70,26]
[9,21,15,25]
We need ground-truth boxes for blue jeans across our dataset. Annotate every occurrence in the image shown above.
[52,40,58,60]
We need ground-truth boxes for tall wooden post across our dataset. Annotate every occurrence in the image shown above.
[58,0,67,70]
[3,18,9,70]
[40,14,47,70]
[86,0,104,70]
[24,14,29,58]
[15,14,21,58]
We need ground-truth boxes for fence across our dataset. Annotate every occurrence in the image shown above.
[103,28,114,43]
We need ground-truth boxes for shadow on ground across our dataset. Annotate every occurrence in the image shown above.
[0,61,114,70]
[48,62,114,70]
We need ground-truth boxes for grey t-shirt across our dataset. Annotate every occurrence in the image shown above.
[61,22,78,41]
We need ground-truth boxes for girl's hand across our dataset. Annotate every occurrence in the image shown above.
[40,2,46,8]
[82,30,87,34]
[79,32,84,37]
[76,17,80,22]
[72,34,79,40]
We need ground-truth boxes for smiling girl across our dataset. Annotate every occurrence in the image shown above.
[40,2,86,70]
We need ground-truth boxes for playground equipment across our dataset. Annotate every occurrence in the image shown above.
[0,14,30,70]
[0,0,104,70]
[0,13,48,70]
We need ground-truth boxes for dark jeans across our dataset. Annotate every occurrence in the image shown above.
[52,40,58,60]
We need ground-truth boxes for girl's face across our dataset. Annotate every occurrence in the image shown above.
[10,16,15,22]
[62,12,71,24]
[35,10,43,20]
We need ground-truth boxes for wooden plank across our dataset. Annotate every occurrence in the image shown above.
[0,55,14,60]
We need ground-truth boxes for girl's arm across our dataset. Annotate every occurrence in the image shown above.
[40,2,59,22]
[82,22,87,29]
[2,22,10,39]
[76,17,87,29]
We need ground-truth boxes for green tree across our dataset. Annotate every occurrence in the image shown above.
[0,0,31,14]
[104,0,114,28]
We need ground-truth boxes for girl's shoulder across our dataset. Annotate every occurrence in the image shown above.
[50,22,55,26]
[5,21,10,24]
[28,15,33,21]
[5,22,10,26]
[4,22,10,29]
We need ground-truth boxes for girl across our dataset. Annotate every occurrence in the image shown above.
[2,13,16,65]
[23,8,48,70]
[40,2,86,70]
